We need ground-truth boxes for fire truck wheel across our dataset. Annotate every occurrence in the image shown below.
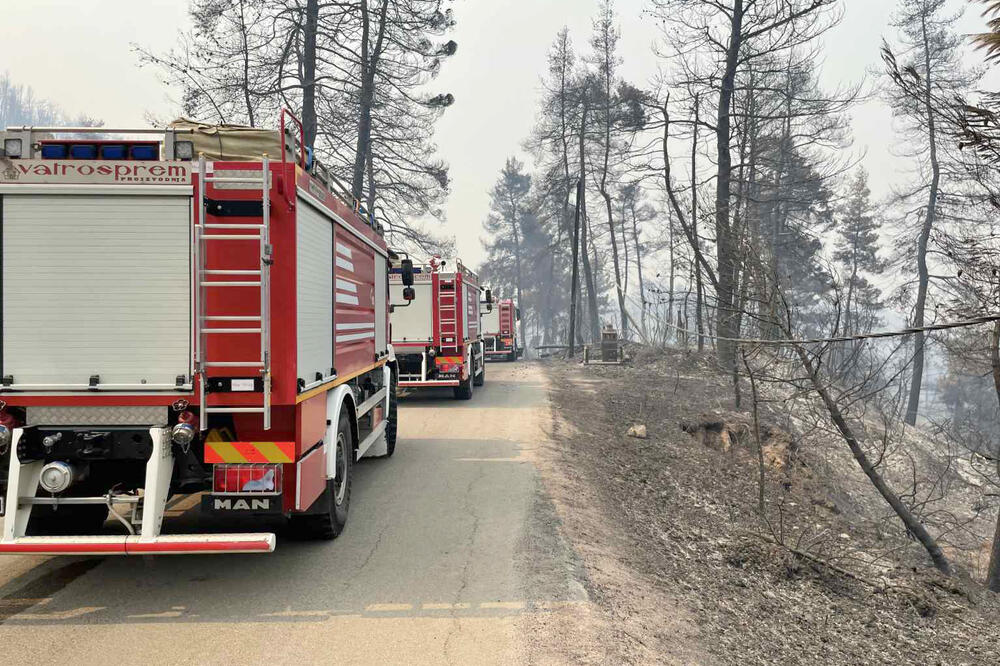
[473,350,485,387]
[383,372,398,457]
[289,412,353,540]
[454,374,474,400]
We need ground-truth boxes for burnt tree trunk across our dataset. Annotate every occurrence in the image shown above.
[300,0,319,148]
[691,93,704,351]
[352,0,390,202]
[713,0,745,372]
[905,10,942,426]
[987,321,1000,591]
[793,342,952,576]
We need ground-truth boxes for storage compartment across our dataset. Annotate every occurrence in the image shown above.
[1,194,192,389]
[389,283,433,342]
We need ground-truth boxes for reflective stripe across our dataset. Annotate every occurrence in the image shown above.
[338,331,375,342]
[205,441,295,463]
[336,321,375,331]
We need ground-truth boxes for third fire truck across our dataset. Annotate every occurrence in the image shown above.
[389,259,489,399]
[482,299,521,361]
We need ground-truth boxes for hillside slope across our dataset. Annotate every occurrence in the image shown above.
[542,350,1000,665]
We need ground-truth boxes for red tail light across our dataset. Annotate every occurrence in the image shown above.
[213,464,282,494]
[0,410,20,429]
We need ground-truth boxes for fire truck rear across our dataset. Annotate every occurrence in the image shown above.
[482,299,521,361]
[389,260,488,399]
[0,112,410,555]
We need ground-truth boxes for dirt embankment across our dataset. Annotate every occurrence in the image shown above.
[540,349,1000,665]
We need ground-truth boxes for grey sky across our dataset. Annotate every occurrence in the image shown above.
[1,0,993,267]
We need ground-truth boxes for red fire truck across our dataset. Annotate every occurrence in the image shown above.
[482,299,521,361]
[389,259,488,399]
[0,111,413,555]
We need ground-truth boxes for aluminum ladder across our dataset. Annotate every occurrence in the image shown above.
[437,277,460,355]
[195,155,272,430]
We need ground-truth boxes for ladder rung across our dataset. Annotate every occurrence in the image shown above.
[202,270,263,276]
[204,328,262,334]
[201,234,262,241]
[206,176,265,184]
[204,407,266,414]
[200,281,262,287]
[204,362,265,368]
[203,316,262,322]
[201,224,267,230]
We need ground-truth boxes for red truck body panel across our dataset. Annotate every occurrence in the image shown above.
[0,137,392,540]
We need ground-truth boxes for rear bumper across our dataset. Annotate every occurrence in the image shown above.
[0,533,276,555]
[398,379,461,388]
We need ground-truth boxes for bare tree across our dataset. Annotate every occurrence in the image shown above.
[650,0,841,370]
[882,0,978,425]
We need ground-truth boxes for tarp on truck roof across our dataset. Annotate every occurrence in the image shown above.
[168,118,289,162]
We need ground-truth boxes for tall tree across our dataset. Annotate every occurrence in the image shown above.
[833,169,884,337]
[139,0,457,250]
[590,1,630,338]
[650,0,840,370]
[884,0,977,425]
[482,158,534,350]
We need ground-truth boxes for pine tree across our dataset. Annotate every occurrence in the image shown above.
[884,0,979,424]
[833,169,884,337]
[482,158,535,350]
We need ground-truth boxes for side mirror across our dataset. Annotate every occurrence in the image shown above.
[401,259,415,287]
[403,286,416,302]
[485,289,493,305]
[516,307,521,320]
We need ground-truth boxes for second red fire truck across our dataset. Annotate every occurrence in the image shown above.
[389,259,489,399]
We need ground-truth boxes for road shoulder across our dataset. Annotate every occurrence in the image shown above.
[519,361,706,665]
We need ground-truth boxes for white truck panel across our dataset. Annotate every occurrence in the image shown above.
[375,254,387,352]
[296,199,334,382]
[481,306,501,336]
[2,194,190,388]
[390,282,432,342]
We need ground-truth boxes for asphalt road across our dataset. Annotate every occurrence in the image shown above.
[0,362,590,665]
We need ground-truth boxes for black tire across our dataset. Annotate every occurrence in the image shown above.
[473,349,485,387]
[289,412,353,540]
[454,373,474,400]
[384,369,398,457]
[507,348,516,362]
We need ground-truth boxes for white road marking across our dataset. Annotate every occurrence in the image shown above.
[7,606,104,620]
[365,603,413,612]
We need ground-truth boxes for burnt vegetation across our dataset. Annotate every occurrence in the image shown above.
[479,0,1000,651]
